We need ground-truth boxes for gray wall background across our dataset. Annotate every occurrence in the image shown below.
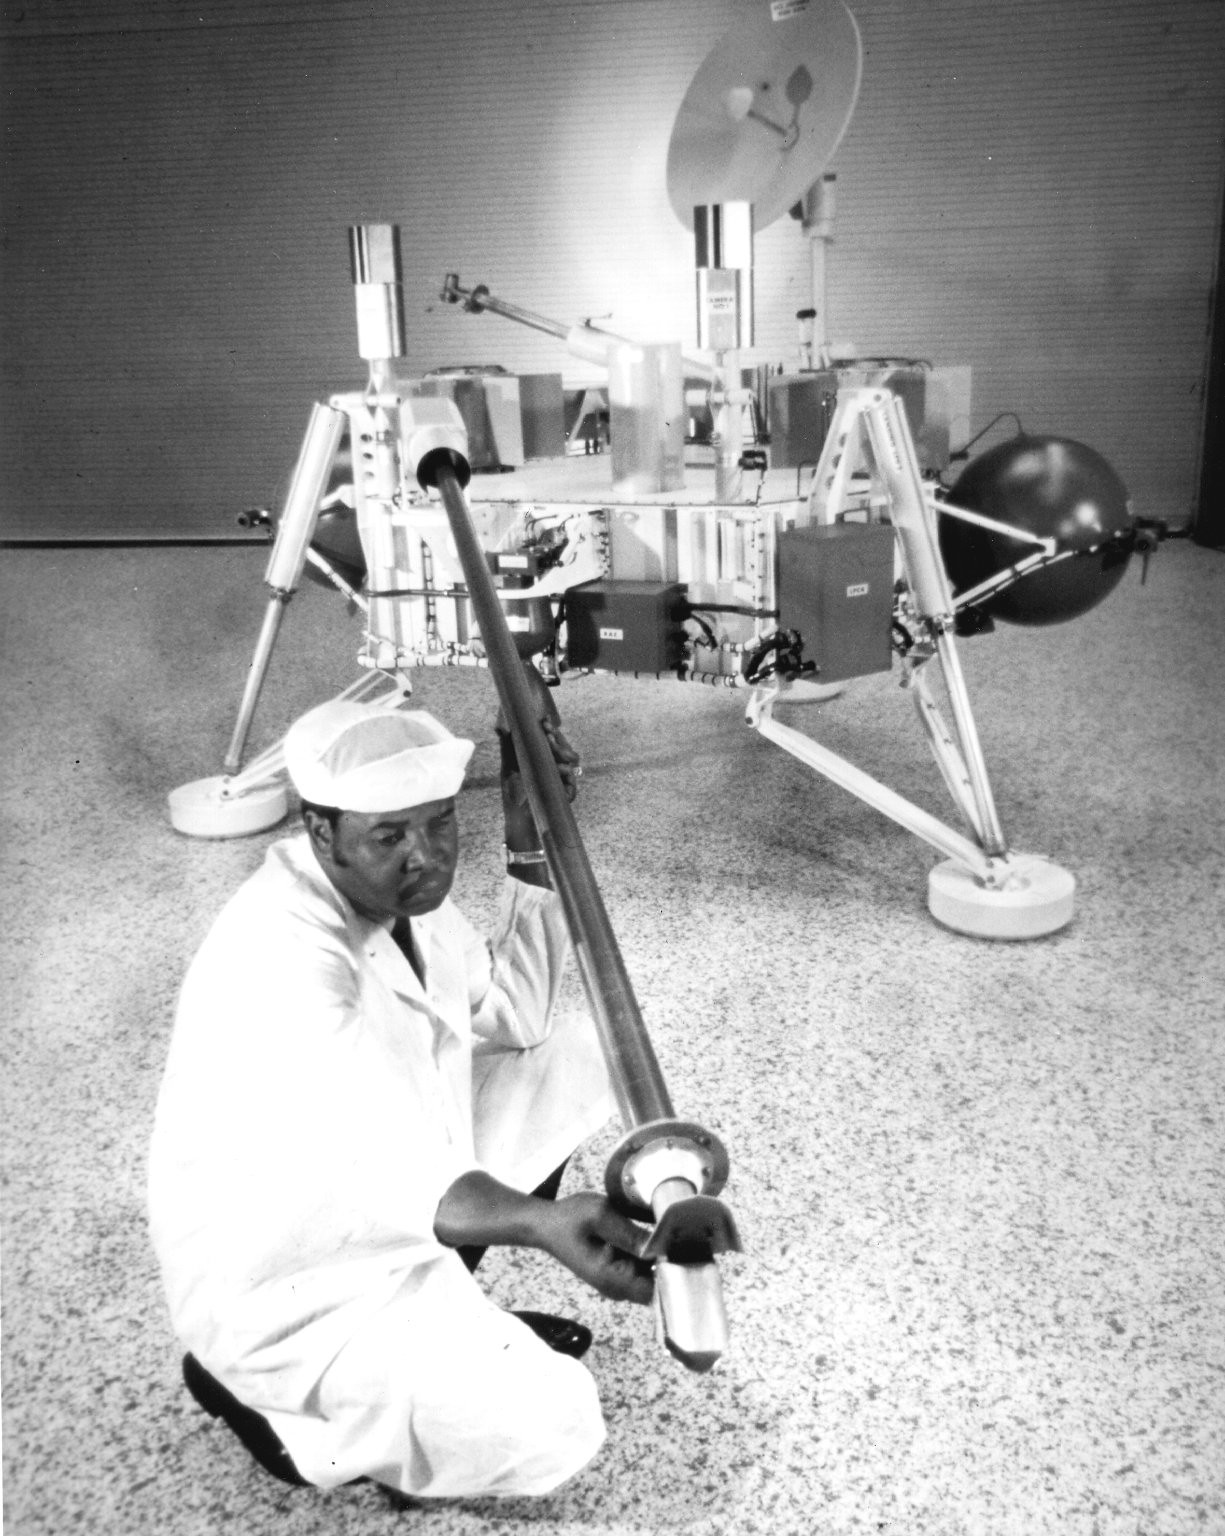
[2,0,1222,539]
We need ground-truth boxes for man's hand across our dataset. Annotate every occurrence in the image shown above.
[533,1193,655,1306]
[498,664,582,880]
[499,717,581,812]
[435,1173,654,1306]
[496,663,581,801]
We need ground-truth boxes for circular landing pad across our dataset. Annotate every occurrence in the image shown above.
[168,776,289,839]
[928,854,1075,940]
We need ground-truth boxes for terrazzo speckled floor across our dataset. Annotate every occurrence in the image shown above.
[2,536,1223,1535]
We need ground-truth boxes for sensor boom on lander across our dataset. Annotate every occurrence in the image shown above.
[167,0,1146,1370]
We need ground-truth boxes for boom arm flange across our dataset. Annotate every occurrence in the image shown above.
[604,1116,731,1215]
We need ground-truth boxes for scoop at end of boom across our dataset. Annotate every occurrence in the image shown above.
[655,1256,730,1374]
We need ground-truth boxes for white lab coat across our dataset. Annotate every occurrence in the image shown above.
[148,833,615,1497]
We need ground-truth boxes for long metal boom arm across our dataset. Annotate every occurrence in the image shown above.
[436,464,676,1127]
[441,273,573,346]
[431,460,739,1371]
[440,272,716,385]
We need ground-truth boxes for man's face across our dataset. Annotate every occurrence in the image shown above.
[306,797,460,922]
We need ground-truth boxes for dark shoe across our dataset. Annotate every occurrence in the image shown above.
[182,1354,309,1487]
[512,1311,592,1360]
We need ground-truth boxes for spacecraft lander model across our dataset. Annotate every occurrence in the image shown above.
[167,0,1145,1368]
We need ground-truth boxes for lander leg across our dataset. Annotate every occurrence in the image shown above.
[753,388,1076,940]
[168,227,430,839]
[862,392,1075,936]
[167,402,349,838]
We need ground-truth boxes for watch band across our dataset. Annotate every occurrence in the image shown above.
[504,845,548,866]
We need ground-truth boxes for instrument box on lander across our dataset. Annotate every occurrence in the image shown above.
[776,520,895,683]
[565,580,690,674]
[407,368,566,469]
[770,365,953,474]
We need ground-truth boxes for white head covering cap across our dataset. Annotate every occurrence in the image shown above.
[284,701,475,813]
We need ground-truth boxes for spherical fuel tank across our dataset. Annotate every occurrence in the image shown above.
[939,436,1134,625]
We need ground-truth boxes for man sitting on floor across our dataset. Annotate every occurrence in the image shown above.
[148,686,652,1499]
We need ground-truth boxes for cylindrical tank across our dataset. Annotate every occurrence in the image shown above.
[939,436,1134,625]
